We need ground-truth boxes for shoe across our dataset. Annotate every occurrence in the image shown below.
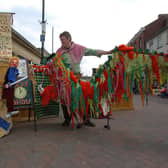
[76,123,83,129]
[5,113,11,118]
[5,111,19,119]
[11,111,19,116]
[62,120,70,126]
[84,119,96,127]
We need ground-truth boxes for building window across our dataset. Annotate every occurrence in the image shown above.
[157,35,162,48]
[139,38,143,48]
[149,40,153,51]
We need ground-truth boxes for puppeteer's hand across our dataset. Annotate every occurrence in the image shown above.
[5,84,9,88]
[108,49,113,54]
[97,49,113,57]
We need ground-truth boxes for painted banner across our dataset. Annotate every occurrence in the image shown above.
[14,79,34,109]
[0,13,13,62]
[18,59,28,78]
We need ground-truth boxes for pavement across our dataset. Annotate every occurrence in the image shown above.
[0,95,168,168]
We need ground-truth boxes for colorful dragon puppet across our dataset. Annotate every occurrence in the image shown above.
[32,44,168,127]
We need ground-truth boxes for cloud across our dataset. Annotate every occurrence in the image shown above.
[12,7,41,48]
[1,0,168,75]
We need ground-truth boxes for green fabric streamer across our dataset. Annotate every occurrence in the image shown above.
[93,83,99,113]
[130,66,135,94]
[88,99,95,118]
[145,49,150,54]
[78,84,86,118]
[108,71,113,94]
[76,83,80,111]
[139,48,143,54]
[139,66,145,92]
[113,46,119,52]
[123,70,128,101]
[71,82,76,113]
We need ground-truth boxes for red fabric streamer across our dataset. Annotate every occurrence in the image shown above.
[128,51,134,60]
[150,54,160,84]
[139,78,144,107]
[163,54,168,63]
[40,85,58,106]
[70,71,78,83]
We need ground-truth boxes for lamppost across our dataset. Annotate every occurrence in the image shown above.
[40,0,46,64]
[52,26,54,53]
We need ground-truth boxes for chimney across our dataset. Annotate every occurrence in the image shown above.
[158,14,168,19]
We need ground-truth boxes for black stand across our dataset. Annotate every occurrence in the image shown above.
[104,111,115,130]
[34,109,37,132]
[104,113,111,129]
[146,93,148,105]
[28,108,31,121]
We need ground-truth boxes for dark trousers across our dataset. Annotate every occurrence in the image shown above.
[61,104,71,122]
[61,104,80,123]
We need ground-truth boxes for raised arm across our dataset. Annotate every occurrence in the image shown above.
[85,48,113,57]
[96,49,113,56]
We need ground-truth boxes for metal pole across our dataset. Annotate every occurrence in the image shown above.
[104,113,111,130]
[52,26,54,53]
[40,0,45,64]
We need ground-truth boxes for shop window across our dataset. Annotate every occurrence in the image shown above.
[139,38,143,49]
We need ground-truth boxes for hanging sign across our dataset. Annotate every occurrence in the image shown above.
[0,13,13,62]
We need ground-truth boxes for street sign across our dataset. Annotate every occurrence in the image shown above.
[40,34,45,42]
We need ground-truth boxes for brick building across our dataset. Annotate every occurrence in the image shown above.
[128,14,168,53]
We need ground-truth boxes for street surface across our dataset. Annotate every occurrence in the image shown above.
[0,95,168,168]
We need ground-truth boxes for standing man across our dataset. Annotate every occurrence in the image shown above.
[56,31,113,127]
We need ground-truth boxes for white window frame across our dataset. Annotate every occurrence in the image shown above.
[157,35,162,48]
[149,40,153,50]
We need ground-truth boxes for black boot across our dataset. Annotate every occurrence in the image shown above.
[84,119,96,127]
[76,123,83,129]
[62,120,70,126]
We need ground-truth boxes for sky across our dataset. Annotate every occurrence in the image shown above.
[0,0,168,76]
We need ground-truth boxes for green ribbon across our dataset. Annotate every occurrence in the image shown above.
[78,84,86,118]
[130,66,135,94]
[93,83,99,113]
[123,70,128,101]
[108,71,113,94]
[71,82,76,112]
[139,66,145,92]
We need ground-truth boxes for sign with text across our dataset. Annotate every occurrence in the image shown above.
[14,79,34,109]
[0,13,13,62]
